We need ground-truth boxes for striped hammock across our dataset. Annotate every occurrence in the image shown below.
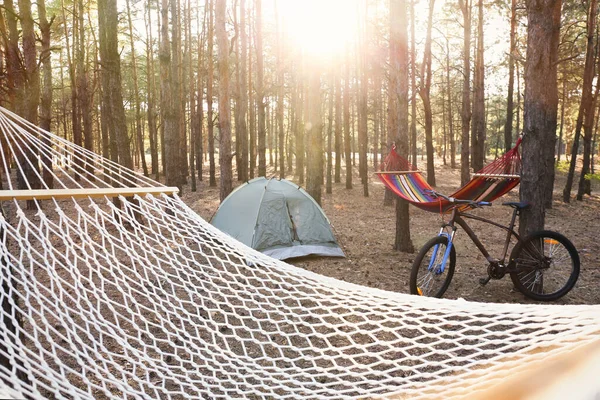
[376,138,522,212]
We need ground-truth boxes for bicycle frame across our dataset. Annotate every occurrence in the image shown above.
[431,206,524,273]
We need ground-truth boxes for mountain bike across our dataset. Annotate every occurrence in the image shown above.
[409,191,580,301]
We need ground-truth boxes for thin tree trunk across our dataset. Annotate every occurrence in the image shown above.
[563,0,597,203]
[146,0,159,180]
[37,0,53,188]
[459,0,472,186]
[238,0,248,181]
[418,0,436,186]
[504,0,517,152]
[410,0,418,167]
[344,46,353,189]
[249,9,256,179]
[256,0,266,177]
[187,0,197,191]
[446,37,456,169]
[216,0,232,201]
[334,63,342,183]
[471,0,485,172]
[306,71,323,205]
[275,1,285,178]
[126,0,149,177]
[326,73,334,194]
[207,0,216,186]
[557,68,566,162]
[359,2,369,197]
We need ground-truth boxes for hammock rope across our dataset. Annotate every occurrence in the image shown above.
[376,139,522,212]
[0,107,598,399]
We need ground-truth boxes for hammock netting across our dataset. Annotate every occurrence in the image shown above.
[0,106,598,399]
[376,140,522,212]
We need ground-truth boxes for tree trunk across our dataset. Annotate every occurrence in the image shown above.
[562,0,597,203]
[17,0,40,208]
[520,0,561,236]
[207,0,217,186]
[389,0,414,253]
[410,0,418,167]
[326,73,334,194]
[445,36,456,169]
[37,0,53,188]
[418,0,436,186]
[306,71,323,205]
[256,0,266,177]
[504,0,517,152]
[344,46,353,190]
[187,0,197,192]
[459,0,472,186]
[145,1,160,180]
[158,0,177,187]
[557,67,566,162]
[126,0,149,177]
[359,2,369,197]
[471,0,485,172]
[238,0,249,182]
[275,2,285,179]
[216,0,232,201]
[334,63,342,183]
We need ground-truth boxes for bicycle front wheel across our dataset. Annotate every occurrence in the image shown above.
[410,236,456,298]
[509,231,580,301]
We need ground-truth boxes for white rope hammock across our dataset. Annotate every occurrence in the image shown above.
[0,106,598,399]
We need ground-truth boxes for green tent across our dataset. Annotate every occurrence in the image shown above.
[211,177,345,260]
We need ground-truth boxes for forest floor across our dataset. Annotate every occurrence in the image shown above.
[182,156,600,305]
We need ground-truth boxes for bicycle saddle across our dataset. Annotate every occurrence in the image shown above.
[502,201,530,210]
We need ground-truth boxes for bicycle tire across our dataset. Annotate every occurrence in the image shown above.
[410,236,456,298]
[509,230,580,301]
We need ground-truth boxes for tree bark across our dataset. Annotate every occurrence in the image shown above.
[459,0,472,186]
[207,0,216,186]
[216,0,232,201]
[158,0,177,187]
[126,0,149,177]
[238,0,249,182]
[520,0,561,236]
[334,63,342,183]
[145,1,160,179]
[344,46,353,189]
[418,0,436,186]
[445,36,456,169]
[37,0,53,188]
[327,73,334,194]
[471,0,485,172]
[389,0,414,253]
[562,0,597,203]
[306,71,323,205]
[504,0,517,152]
[410,0,418,167]
[359,2,369,197]
[256,0,266,177]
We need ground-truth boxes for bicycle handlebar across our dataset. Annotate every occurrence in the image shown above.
[425,190,492,208]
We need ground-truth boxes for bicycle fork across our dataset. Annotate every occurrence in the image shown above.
[429,226,457,274]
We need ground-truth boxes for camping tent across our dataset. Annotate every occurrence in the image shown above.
[211,177,345,260]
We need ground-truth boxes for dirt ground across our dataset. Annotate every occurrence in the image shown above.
[182,158,600,305]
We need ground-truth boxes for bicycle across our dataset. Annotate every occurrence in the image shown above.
[409,191,580,301]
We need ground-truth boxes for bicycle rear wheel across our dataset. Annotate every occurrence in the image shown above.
[410,236,456,298]
[509,231,580,301]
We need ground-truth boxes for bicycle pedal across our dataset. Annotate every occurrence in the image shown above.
[479,276,491,286]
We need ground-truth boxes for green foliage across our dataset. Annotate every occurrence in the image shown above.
[556,160,570,173]
[585,173,600,181]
